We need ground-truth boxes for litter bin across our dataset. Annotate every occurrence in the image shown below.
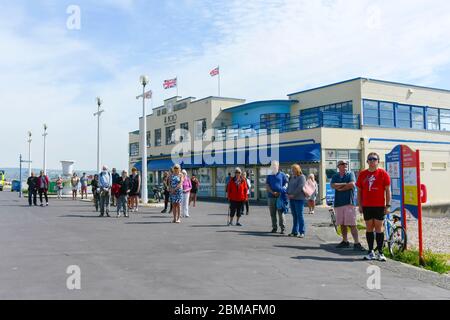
[11,180,21,192]
[49,181,57,193]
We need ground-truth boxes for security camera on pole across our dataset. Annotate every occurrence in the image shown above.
[94,97,104,173]
[139,75,149,205]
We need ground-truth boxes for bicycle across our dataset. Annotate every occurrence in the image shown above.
[321,197,338,233]
[384,208,407,256]
[152,185,164,203]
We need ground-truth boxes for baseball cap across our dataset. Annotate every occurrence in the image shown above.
[337,160,349,167]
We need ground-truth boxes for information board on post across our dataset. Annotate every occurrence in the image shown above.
[385,145,424,264]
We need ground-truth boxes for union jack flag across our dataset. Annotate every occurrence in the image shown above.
[163,78,177,89]
[210,67,219,77]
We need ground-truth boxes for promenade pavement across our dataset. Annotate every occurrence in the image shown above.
[0,191,448,299]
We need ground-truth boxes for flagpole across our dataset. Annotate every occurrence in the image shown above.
[218,66,221,97]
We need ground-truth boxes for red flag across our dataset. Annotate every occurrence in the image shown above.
[163,78,177,89]
[136,90,152,100]
[210,67,219,77]
[145,90,152,99]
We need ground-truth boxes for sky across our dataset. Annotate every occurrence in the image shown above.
[1,0,450,171]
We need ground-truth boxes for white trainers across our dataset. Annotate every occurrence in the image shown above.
[376,252,387,262]
[363,250,376,260]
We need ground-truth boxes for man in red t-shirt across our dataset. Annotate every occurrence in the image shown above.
[356,152,392,262]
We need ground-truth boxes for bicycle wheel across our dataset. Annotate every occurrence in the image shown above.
[388,226,407,256]
[330,209,338,233]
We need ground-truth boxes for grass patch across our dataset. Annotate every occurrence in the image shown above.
[336,218,366,236]
[384,247,450,274]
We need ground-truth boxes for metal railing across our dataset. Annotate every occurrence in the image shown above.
[213,112,361,141]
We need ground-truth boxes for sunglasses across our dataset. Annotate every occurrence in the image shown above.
[367,158,379,162]
[235,172,241,174]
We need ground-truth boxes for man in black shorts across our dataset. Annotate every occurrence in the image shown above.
[356,153,392,261]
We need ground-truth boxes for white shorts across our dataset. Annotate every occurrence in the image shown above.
[335,205,357,226]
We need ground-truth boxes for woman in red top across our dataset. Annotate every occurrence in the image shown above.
[227,167,248,227]
[356,152,392,261]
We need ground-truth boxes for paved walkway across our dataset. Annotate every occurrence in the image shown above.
[0,192,448,299]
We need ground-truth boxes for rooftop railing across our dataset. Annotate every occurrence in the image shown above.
[213,112,361,141]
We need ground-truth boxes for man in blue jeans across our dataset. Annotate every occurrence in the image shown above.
[266,161,288,234]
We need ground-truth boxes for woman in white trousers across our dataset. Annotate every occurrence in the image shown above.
[181,170,192,218]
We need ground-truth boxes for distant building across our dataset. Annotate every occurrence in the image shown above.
[129,78,450,206]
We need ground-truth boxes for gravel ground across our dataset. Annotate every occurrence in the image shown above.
[405,215,450,255]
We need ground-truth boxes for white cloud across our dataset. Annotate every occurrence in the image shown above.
[1,0,450,171]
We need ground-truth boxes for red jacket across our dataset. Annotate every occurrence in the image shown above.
[227,177,248,202]
[38,175,50,191]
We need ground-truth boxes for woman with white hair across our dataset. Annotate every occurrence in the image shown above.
[306,174,318,214]
[181,169,192,218]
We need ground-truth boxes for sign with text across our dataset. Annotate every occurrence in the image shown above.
[385,145,402,213]
[386,145,424,262]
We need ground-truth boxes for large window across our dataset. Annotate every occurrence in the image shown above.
[363,99,448,131]
[166,126,176,145]
[362,100,379,126]
[154,129,161,146]
[146,131,151,147]
[427,108,440,130]
[396,104,411,128]
[411,106,425,129]
[301,101,354,129]
[441,109,450,131]
[195,119,207,140]
[129,143,139,156]
[379,102,394,127]
[180,122,189,142]
[260,113,290,129]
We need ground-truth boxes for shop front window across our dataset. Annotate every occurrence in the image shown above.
[192,168,212,197]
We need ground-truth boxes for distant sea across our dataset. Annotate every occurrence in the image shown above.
[0,168,97,182]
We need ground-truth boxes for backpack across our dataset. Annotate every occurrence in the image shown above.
[302,179,316,198]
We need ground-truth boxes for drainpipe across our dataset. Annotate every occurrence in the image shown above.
[360,137,367,169]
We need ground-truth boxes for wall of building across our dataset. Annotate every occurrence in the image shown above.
[319,126,450,205]
[229,104,291,126]
[361,80,450,110]
[289,79,362,115]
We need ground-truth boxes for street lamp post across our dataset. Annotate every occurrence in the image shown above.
[94,97,104,173]
[19,154,32,198]
[27,131,32,178]
[139,75,149,204]
[42,124,48,175]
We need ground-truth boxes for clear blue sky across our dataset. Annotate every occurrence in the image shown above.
[1,0,450,170]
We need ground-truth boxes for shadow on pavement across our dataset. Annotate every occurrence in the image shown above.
[216,230,284,237]
[125,221,173,225]
[60,214,102,218]
[275,243,367,263]
[191,224,231,228]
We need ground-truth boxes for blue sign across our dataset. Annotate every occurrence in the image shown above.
[385,145,403,216]
[326,183,334,205]
[326,181,357,206]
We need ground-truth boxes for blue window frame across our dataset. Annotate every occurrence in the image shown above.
[260,113,290,130]
[363,99,450,132]
[411,106,425,130]
[379,102,394,127]
[426,108,439,130]
[363,100,379,126]
[396,104,411,128]
[441,109,450,131]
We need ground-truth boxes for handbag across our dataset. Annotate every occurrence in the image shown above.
[302,179,316,198]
